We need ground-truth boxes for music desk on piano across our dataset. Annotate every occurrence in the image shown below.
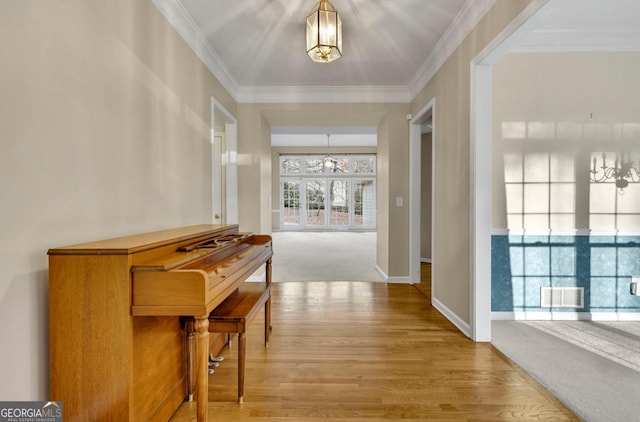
[48,224,273,422]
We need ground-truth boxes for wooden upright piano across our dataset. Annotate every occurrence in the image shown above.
[48,224,273,422]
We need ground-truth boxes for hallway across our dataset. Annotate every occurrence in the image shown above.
[171,280,577,421]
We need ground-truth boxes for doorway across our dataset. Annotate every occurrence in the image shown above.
[211,98,238,224]
[409,100,435,295]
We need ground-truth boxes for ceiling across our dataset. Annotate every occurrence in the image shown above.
[178,0,468,88]
[159,0,640,144]
[156,0,495,102]
[511,0,640,53]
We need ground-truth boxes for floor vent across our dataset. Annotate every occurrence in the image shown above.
[540,287,584,308]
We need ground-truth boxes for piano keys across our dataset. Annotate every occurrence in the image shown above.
[48,224,273,422]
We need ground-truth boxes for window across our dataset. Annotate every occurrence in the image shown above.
[279,154,376,230]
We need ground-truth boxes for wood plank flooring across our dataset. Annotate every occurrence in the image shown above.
[170,266,578,421]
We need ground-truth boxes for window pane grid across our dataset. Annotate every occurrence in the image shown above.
[280,155,376,230]
[281,155,376,175]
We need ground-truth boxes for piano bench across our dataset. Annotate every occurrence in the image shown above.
[208,281,272,404]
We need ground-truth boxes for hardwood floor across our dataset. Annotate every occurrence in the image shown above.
[414,262,432,302]
[170,267,578,421]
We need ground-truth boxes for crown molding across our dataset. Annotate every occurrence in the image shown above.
[236,85,411,104]
[152,0,238,100]
[510,25,640,53]
[409,0,497,98]
[154,0,493,104]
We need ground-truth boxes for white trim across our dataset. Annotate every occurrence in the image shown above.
[152,0,238,100]
[469,0,551,343]
[514,45,640,53]
[489,228,640,237]
[387,276,412,284]
[213,98,236,123]
[409,0,497,97]
[420,257,432,263]
[211,98,238,224]
[470,63,492,342]
[375,266,412,284]
[409,100,435,287]
[472,0,552,65]
[492,311,640,321]
[433,297,472,338]
[224,121,238,224]
[491,228,510,236]
[237,85,411,104]
[591,229,640,237]
[154,0,494,104]
[512,42,640,54]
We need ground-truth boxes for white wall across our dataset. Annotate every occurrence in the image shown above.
[492,52,640,232]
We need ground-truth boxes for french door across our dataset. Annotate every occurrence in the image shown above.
[281,177,375,230]
[279,154,376,230]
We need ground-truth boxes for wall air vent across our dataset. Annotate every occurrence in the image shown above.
[540,287,584,308]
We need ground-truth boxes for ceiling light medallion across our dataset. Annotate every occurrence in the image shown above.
[306,0,342,63]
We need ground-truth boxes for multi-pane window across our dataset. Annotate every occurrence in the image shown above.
[280,155,376,230]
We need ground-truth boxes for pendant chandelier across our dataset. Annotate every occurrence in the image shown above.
[324,134,337,169]
[590,152,640,195]
[306,0,342,63]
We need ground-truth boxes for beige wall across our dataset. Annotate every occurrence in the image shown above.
[411,0,533,325]
[382,111,411,276]
[0,0,551,401]
[0,0,234,399]
[421,132,432,260]
[236,103,409,277]
[492,52,640,231]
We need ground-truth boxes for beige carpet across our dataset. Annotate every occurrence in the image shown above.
[492,320,640,422]
[270,231,382,282]
[525,321,640,373]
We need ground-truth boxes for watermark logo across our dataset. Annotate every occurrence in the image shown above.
[0,401,62,422]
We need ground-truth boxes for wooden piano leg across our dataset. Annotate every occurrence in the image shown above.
[238,332,246,404]
[265,298,271,347]
[185,319,195,401]
[194,316,209,422]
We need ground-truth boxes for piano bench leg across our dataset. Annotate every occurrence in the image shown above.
[238,332,246,404]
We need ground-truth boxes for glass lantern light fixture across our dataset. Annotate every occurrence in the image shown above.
[306,0,342,63]
[324,134,338,169]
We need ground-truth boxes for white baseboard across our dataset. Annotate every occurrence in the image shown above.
[492,311,640,321]
[432,296,472,338]
[375,266,413,284]
[420,257,432,263]
[375,265,387,281]
[387,276,412,283]
[377,265,472,338]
